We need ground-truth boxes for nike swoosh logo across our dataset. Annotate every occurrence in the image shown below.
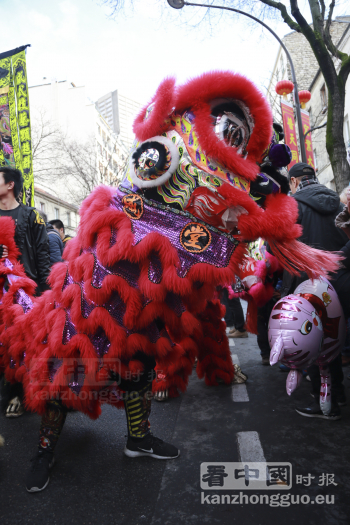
[138,447,153,453]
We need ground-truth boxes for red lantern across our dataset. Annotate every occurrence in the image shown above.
[298,90,311,109]
[275,80,294,100]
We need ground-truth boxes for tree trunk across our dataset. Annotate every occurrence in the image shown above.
[326,83,350,192]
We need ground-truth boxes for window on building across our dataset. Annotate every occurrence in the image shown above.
[40,202,45,212]
[320,84,327,110]
[344,115,350,146]
[313,149,318,172]
[55,208,59,219]
[309,107,313,126]
[280,55,285,76]
[66,212,71,227]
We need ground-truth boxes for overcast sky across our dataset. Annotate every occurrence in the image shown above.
[0,0,347,107]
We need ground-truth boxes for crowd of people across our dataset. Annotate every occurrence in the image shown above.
[223,161,350,420]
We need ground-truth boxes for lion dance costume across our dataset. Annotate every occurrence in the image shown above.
[0,72,340,464]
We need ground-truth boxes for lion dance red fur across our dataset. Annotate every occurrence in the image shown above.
[0,71,341,416]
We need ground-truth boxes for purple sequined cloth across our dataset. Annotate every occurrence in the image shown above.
[3,192,237,398]
[15,289,33,313]
[148,252,163,284]
[112,189,237,278]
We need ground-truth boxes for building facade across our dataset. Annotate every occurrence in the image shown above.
[96,90,142,150]
[266,17,350,190]
[29,80,128,205]
[34,186,79,236]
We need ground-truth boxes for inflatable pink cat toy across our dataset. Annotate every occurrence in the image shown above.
[268,278,345,415]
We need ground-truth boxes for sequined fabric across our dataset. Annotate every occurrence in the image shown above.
[45,190,238,391]
[15,289,33,313]
[113,189,237,278]
[110,228,118,247]
[62,272,74,291]
[90,327,111,360]
[48,358,63,382]
[165,292,186,317]
[89,253,140,290]
[69,366,85,395]
[148,252,163,284]
[1,185,240,416]
[62,310,77,344]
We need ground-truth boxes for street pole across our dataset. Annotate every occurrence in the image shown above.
[167,0,308,163]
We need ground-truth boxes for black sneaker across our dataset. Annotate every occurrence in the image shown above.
[295,402,341,421]
[26,450,55,493]
[124,433,180,460]
[261,357,270,366]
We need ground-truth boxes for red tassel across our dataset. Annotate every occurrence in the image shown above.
[268,239,342,278]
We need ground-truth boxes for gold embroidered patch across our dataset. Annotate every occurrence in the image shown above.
[122,194,144,220]
[180,222,211,253]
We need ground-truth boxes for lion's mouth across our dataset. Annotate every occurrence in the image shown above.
[185,186,248,234]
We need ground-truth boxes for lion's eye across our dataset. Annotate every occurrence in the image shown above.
[214,113,248,153]
[300,320,312,335]
[211,101,252,155]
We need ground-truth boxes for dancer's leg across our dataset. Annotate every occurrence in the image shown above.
[26,400,68,493]
[116,353,179,459]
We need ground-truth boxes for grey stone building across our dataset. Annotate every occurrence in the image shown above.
[266,17,350,190]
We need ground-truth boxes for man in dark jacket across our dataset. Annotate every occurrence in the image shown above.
[281,163,348,295]
[281,163,348,420]
[0,168,50,294]
[47,220,64,265]
[0,167,50,417]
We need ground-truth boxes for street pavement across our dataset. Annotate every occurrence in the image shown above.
[1,306,350,524]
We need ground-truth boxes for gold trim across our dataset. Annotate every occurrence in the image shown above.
[0,86,9,95]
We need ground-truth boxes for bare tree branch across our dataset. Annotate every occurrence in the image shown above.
[322,0,348,60]
[325,0,335,32]
[257,0,301,32]
[32,110,128,205]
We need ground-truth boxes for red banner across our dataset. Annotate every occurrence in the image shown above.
[281,100,299,168]
[301,109,316,169]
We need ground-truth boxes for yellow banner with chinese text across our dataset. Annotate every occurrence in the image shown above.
[281,100,299,169]
[0,45,33,206]
[301,109,316,170]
